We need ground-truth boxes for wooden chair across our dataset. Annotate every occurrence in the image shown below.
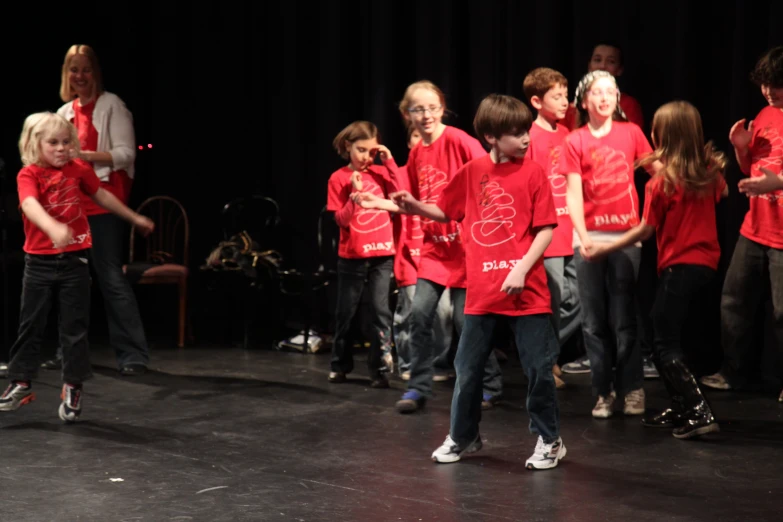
[124,196,189,347]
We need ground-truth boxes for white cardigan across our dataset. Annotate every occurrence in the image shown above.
[58,91,136,182]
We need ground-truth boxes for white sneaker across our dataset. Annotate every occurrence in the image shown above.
[623,388,645,415]
[431,434,482,463]
[525,436,566,470]
[592,391,616,418]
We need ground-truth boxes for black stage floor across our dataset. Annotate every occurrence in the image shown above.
[1,345,781,521]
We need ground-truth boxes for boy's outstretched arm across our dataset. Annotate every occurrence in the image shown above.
[390,190,450,223]
[91,188,155,236]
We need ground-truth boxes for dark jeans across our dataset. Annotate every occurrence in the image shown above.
[650,265,716,364]
[56,215,149,367]
[9,251,93,384]
[451,314,559,445]
[575,246,642,397]
[406,278,503,399]
[331,256,394,376]
[720,236,783,387]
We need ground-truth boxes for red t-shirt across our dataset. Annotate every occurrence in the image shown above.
[70,99,132,216]
[529,123,573,257]
[326,165,396,259]
[406,126,487,288]
[562,94,644,130]
[739,106,783,249]
[643,174,726,273]
[390,162,422,287]
[558,122,653,232]
[437,155,557,316]
[16,160,101,254]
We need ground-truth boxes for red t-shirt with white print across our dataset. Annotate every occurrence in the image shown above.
[389,161,422,287]
[562,94,644,131]
[437,155,557,316]
[644,174,726,273]
[739,106,783,249]
[16,159,101,254]
[529,123,573,257]
[406,126,487,288]
[69,99,132,216]
[558,122,652,232]
[326,165,396,259]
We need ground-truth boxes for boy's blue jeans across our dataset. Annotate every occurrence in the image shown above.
[450,313,560,446]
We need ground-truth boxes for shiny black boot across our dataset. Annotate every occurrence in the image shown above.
[643,361,684,428]
[660,358,719,439]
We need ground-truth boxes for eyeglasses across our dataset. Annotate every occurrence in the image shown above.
[408,105,443,115]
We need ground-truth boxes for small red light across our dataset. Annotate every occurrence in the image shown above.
[138,145,143,150]
[147,144,153,149]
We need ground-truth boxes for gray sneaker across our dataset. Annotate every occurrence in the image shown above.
[643,357,660,379]
[562,355,591,374]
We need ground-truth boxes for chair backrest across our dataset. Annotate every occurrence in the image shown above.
[318,205,340,272]
[129,196,189,266]
[221,195,281,249]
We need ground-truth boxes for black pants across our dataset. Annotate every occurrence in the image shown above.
[56,215,149,367]
[650,264,715,365]
[330,256,394,376]
[8,251,93,384]
[720,236,783,387]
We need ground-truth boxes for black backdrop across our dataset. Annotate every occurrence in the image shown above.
[0,0,781,356]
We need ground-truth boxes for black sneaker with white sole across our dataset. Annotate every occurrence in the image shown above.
[59,383,82,422]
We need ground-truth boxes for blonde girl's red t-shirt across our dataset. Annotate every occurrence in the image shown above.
[437,154,558,316]
[406,125,487,288]
[558,121,652,232]
[643,174,726,273]
[739,105,783,249]
[70,98,133,216]
[529,123,573,257]
[326,164,396,259]
[16,159,101,254]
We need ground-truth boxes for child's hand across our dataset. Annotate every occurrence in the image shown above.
[739,167,783,196]
[578,236,594,260]
[375,145,394,162]
[500,262,526,295]
[351,192,381,209]
[729,119,753,150]
[350,172,363,191]
[49,223,73,250]
[582,242,611,261]
[390,190,415,212]
[134,215,155,237]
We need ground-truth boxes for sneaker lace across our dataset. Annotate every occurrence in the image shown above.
[533,436,546,457]
[626,389,643,403]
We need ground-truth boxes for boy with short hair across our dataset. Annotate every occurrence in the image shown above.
[392,94,565,470]
[524,67,580,389]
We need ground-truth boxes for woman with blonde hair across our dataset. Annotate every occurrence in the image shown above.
[42,44,150,375]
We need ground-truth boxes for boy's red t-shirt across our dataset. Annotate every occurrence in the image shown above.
[529,122,573,257]
[437,154,557,316]
[326,165,396,259]
[16,159,101,254]
[643,174,726,273]
[739,105,783,249]
[405,125,487,288]
[558,122,652,232]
